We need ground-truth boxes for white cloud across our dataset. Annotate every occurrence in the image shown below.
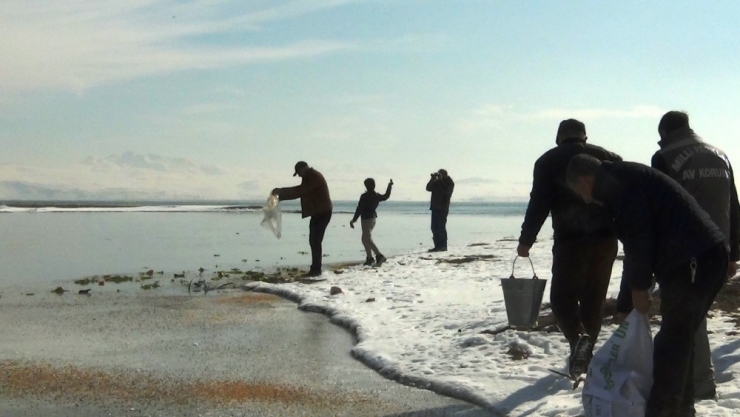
[82,151,224,175]
[456,177,499,185]
[0,152,266,200]
[459,104,665,134]
[0,0,357,92]
[0,150,532,202]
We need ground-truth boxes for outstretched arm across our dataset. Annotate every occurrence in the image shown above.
[277,175,318,201]
[380,180,393,201]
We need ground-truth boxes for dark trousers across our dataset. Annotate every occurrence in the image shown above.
[431,209,448,249]
[309,211,332,273]
[646,244,727,417]
[550,236,618,350]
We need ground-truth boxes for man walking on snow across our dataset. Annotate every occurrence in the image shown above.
[517,119,622,378]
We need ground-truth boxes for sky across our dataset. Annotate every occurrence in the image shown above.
[2,0,740,202]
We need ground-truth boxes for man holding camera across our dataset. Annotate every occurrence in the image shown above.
[426,169,454,252]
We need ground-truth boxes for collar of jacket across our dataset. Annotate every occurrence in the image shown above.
[558,137,587,146]
[657,128,703,151]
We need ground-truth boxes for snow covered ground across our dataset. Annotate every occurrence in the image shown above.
[244,238,740,416]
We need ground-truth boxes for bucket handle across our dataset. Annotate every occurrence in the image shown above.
[509,256,538,279]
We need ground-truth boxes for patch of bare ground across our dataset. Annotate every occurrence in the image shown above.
[436,255,497,265]
[0,361,373,408]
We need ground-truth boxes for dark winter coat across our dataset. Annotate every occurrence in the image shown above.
[519,138,622,247]
[352,183,392,221]
[651,128,740,261]
[592,162,726,311]
[426,176,454,212]
[278,168,333,218]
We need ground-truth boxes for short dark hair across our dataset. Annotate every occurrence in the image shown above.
[566,154,602,188]
[658,111,690,134]
[364,178,375,191]
[438,169,448,176]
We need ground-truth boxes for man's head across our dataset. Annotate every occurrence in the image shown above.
[364,178,376,191]
[566,154,602,203]
[293,161,309,177]
[658,111,690,139]
[556,119,587,145]
[438,169,448,179]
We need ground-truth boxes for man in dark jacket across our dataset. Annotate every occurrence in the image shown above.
[350,178,393,266]
[567,154,729,417]
[517,119,622,377]
[426,169,454,252]
[647,111,740,400]
[273,161,333,277]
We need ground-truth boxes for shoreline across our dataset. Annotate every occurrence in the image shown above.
[237,240,740,417]
[242,281,496,412]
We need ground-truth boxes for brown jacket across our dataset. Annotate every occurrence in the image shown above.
[278,168,333,218]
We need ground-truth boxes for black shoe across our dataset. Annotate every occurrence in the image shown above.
[569,334,594,378]
[428,247,441,253]
[301,270,322,278]
[375,255,387,266]
[363,257,375,266]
